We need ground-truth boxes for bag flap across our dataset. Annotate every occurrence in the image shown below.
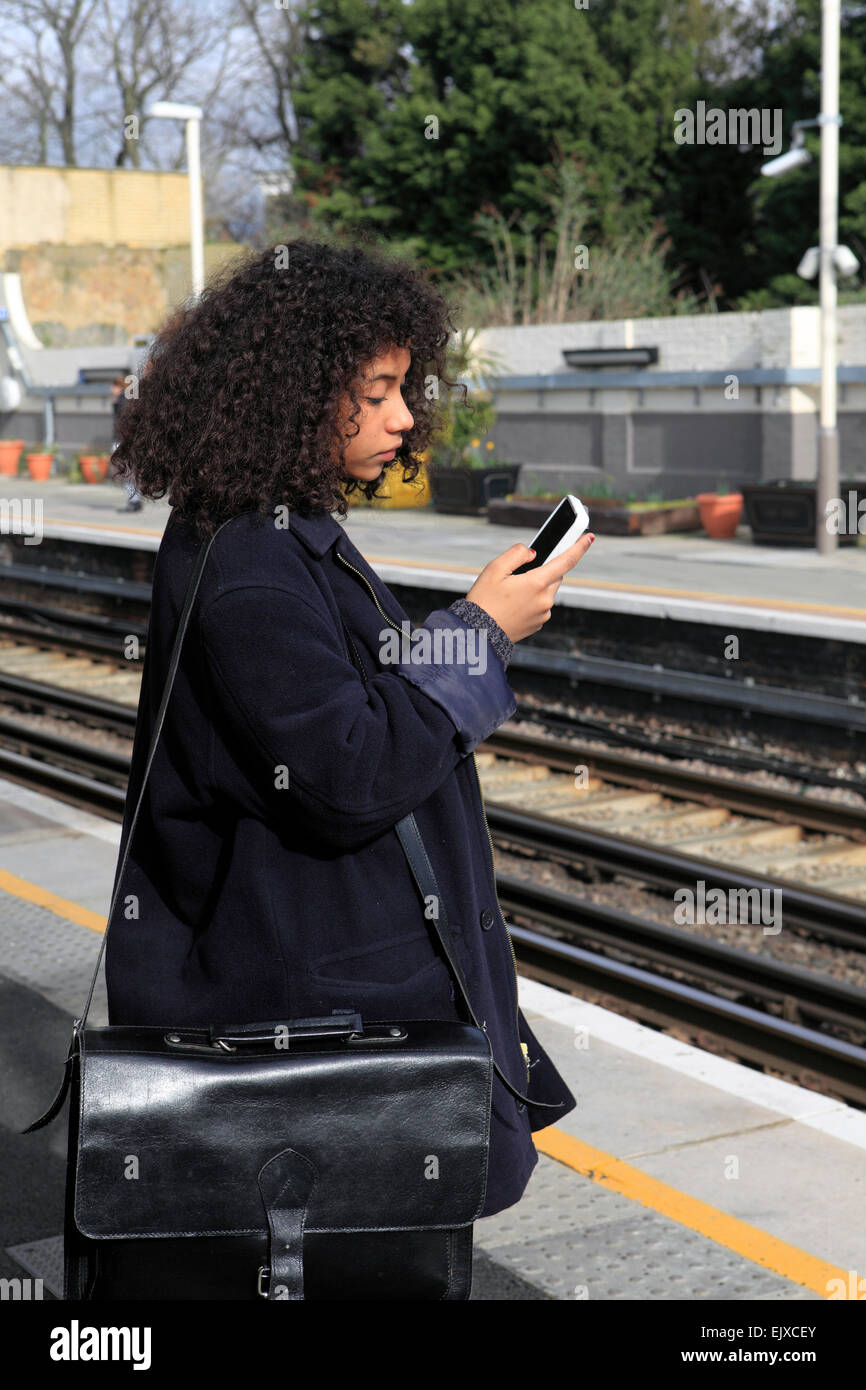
[72,1020,492,1238]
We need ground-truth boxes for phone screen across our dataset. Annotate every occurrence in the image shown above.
[512,499,577,574]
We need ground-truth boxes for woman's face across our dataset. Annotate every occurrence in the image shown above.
[340,345,415,481]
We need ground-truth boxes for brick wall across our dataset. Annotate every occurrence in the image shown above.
[0,165,191,248]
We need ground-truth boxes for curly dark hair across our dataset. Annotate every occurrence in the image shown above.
[111,238,466,540]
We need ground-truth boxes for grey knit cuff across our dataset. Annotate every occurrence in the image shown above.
[448,598,514,670]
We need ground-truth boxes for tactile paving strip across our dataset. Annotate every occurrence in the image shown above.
[6,1235,63,1300]
[0,889,108,1025]
[474,1154,821,1300]
[0,889,823,1301]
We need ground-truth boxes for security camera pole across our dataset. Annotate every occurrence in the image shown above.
[147,102,205,302]
[817,0,840,556]
[760,0,845,553]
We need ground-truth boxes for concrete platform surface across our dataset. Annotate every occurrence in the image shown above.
[3,476,865,641]
[1,776,863,1301]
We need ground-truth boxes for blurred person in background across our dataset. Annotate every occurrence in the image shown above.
[111,374,142,511]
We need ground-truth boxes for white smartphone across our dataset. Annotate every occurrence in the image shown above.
[511,494,590,574]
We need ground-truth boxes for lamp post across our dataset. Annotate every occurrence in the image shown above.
[760,0,854,553]
[147,101,205,302]
[817,0,841,556]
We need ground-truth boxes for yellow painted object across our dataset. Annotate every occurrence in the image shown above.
[347,454,431,509]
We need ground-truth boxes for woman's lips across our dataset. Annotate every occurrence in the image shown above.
[376,449,397,459]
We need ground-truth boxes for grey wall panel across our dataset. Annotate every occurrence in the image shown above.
[1,412,41,443]
[839,414,866,477]
[761,413,795,482]
[630,414,761,482]
[491,413,603,469]
[494,409,763,497]
[55,411,112,450]
[601,414,630,476]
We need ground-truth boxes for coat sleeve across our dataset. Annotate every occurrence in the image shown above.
[198,583,516,849]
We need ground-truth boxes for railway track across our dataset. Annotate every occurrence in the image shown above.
[506,914,866,1108]
[3,563,866,745]
[476,735,866,906]
[3,613,866,1103]
[511,697,864,793]
[4,633,866,917]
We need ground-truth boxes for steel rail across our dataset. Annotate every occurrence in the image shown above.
[0,672,137,732]
[483,728,866,838]
[508,642,866,732]
[485,803,866,949]
[495,872,866,1035]
[505,921,866,1106]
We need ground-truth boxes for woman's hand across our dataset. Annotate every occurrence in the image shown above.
[464,534,595,643]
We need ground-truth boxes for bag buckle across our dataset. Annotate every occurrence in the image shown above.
[164,1032,236,1054]
[257,1266,270,1299]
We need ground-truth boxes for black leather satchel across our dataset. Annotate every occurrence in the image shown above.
[24,513,565,1301]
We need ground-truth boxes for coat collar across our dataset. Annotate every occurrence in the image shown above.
[288,507,346,559]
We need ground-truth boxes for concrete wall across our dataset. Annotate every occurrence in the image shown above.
[476,307,866,496]
[0,164,243,346]
[2,242,243,346]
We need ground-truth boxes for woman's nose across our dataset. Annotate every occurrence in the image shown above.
[392,400,414,432]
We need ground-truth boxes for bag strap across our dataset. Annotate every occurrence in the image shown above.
[22,513,563,1133]
[337,616,564,1113]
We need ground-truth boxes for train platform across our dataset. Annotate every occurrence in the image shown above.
[2,774,864,1303]
[3,475,866,643]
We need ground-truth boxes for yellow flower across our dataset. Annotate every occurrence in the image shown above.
[486,441,494,450]
[471,438,480,447]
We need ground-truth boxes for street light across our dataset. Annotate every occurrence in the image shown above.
[147,101,205,301]
[759,0,849,554]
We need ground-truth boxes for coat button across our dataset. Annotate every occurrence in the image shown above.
[479,909,494,930]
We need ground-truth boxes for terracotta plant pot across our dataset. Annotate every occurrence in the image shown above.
[0,439,23,474]
[26,451,53,481]
[79,455,110,484]
[696,492,743,539]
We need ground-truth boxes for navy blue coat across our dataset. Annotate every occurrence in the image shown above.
[105,505,576,1218]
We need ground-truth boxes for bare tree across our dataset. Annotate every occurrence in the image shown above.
[218,0,306,160]
[0,0,98,164]
[92,0,235,169]
[0,0,307,245]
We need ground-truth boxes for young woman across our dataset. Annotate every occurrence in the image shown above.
[107,238,594,1237]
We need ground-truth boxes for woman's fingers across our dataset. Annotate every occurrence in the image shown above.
[531,532,595,583]
[489,543,536,578]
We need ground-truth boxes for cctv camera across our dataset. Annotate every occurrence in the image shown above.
[834,245,860,277]
[761,147,813,177]
[797,247,820,280]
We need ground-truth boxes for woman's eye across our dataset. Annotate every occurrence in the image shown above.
[366,397,386,405]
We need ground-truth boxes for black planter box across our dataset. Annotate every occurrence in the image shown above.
[742,480,866,546]
[429,464,521,515]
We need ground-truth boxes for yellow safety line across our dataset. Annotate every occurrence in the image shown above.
[43,517,163,538]
[0,868,851,1297]
[364,555,866,622]
[0,869,106,933]
[533,1127,845,1297]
